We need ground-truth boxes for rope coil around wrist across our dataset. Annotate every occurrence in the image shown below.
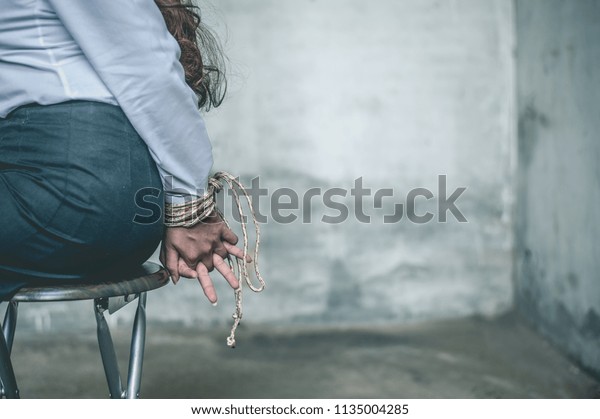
[164,172,265,347]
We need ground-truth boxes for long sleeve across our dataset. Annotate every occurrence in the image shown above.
[48,0,213,200]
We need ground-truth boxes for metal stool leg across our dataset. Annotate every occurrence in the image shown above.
[94,298,124,399]
[2,301,18,355]
[126,292,147,399]
[94,293,149,399]
[0,302,19,399]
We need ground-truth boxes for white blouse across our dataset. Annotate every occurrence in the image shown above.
[0,0,213,200]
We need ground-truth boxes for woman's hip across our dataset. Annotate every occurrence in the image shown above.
[0,100,164,275]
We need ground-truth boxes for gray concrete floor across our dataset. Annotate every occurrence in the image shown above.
[6,312,600,399]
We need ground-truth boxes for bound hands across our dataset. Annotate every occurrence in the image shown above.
[159,211,250,304]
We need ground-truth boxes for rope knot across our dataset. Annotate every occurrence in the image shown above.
[226,336,236,348]
[208,176,224,193]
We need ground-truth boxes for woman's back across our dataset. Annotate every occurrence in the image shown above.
[0,0,115,117]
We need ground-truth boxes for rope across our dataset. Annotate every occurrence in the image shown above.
[165,172,266,347]
[210,172,265,348]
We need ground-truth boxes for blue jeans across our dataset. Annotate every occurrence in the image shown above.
[0,101,164,300]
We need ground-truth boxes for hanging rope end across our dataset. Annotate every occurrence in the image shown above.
[227,336,236,348]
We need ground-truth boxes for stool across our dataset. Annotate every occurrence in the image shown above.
[0,262,169,399]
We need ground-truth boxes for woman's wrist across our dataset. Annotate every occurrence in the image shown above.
[164,193,215,227]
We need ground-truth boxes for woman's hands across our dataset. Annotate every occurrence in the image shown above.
[159,211,250,304]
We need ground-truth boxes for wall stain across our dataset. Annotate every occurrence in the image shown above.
[567,272,579,289]
[324,259,363,320]
[581,310,600,339]
[517,101,550,168]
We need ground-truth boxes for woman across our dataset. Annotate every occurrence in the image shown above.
[0,0,243,303]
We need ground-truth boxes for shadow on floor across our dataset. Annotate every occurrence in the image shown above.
[7,312,600,398]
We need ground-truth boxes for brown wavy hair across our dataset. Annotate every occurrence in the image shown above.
[155,0,226,111]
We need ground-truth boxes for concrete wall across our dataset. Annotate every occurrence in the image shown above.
[515,0,600,375]
[7,0,517,332]
[202,0,516,327]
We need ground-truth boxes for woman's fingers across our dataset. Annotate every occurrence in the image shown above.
[214,245,228,260]
[221,227,238,245]
[164,245,180,284]
[178,258,197,279]
[213,253,240,290]
[223,242,252,263]
[201,254,215,272]
[196,262,217,304]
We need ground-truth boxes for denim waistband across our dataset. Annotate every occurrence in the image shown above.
[3,100,120,119]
